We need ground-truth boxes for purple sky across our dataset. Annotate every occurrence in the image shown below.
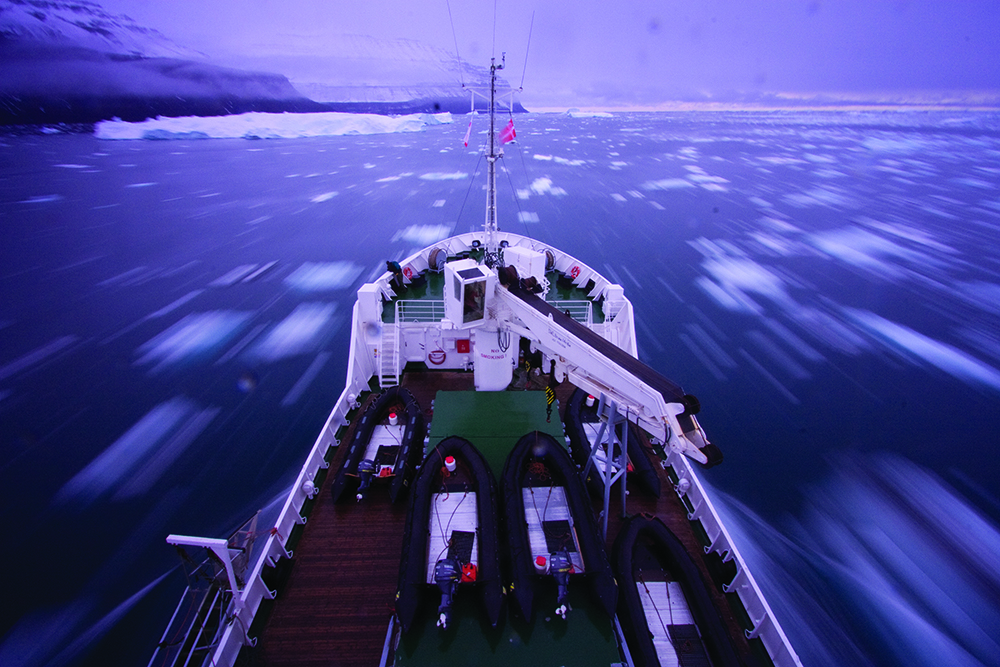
[100,0,1000,108]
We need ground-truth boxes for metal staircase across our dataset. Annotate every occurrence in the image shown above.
[379,323,399,387]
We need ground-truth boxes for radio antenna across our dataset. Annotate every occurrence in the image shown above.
[491,0,497,59]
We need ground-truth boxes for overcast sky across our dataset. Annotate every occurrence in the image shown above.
[100,0,1000,108]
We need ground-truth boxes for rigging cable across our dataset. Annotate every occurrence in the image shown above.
[520,11,534,90]
[445,0,465,88]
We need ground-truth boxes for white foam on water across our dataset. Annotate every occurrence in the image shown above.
[309,191,338,203]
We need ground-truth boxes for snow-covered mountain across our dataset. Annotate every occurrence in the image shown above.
[0,0,325,125]
[0,0,198,58]
[0,0,525,126]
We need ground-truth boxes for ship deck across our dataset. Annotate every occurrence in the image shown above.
[243,369,757,667]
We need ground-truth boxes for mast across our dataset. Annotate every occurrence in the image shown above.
[484,54,504,268]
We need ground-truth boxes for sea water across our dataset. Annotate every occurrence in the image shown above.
[1,110,999,666]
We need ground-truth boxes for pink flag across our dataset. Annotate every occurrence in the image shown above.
[498,118,516,144]
[463,120,472,147]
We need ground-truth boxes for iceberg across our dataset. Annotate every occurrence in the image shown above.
[96,111,454,140]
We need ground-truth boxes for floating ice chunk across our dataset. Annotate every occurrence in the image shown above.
[18,194,63,204]
[282,352,331,406]
[284,262,362,291]
[146,290,204,319]
[642,178,695,191]
[0,335,79,381]
[96,111,453,140]
[310,192,338,203]
[563,108,612,117]
[254,303,337,361]
[809,226,933,278]
[862,137,928,153]
[211,265,258,287]
[529,177,567,196]
[126,182,157,188]
[391,224,452,245]
[739,349,800,404]
[54,397,212,504]
[531,154,585,166]
[782,186,849,208]
[611,193,626,202]
[53,164,91,169]
[419,172,468,180]
[136,312,251,370]
[847,309,1000,391]
[695,276,762,314]
[758,156,806,166]
[701,256,793,307]
[791,307,869,355]
[518,212,540,223]
[377,173,413,182]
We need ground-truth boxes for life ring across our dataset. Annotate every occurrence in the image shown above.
[428,349,446,365]
[570,265,581,279]
[403,266,413,279]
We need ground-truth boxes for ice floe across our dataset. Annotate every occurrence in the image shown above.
[642,178,695,191]
[529,177,567,196]
[55,397,218,504]
[391,224,452,245]
[136,312,252,371]
[847,309,1000,391]
[96,111,453,140]
[418,172,468,180]
[284,262,362,291]
[252,303,337,361]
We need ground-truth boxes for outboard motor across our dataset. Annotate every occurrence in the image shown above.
[550,549,572,619]
[434,558,461,629]
[356,459,376,501]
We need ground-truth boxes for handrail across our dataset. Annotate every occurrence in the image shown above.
[395,299,445,323]
[547,300,592,327]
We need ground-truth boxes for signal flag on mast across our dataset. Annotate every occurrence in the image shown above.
[463,120,472,147]
[499,118,516,144]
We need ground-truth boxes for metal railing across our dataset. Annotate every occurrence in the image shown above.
[667,451,802,667]
[547,300,593,327]
[395,299,445,323]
